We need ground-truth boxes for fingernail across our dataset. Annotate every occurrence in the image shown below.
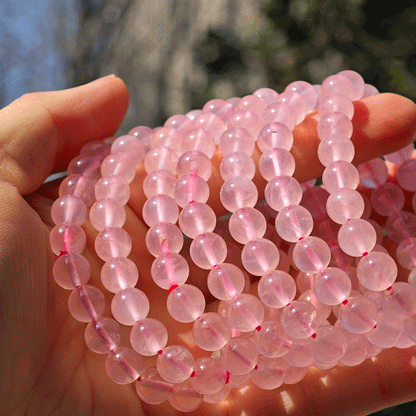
[87,74,116,86]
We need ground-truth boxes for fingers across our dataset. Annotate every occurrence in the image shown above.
[0,75,129,194]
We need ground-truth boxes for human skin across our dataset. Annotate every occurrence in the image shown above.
[1,75,416,416]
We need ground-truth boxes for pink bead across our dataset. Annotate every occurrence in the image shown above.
[259,148,295,180]
[85,317,122,353]
[226,294,264,332]
[207,263,245,300]
[283,338,314,367]
[319,94,354,119]
[253,87,279,105]
[167,284,205,322]
[142,194,179,227]
[219,127,255,156]
[384,143,414,164]
[146,222,183,257]
[173,174,209,208]
[322,160,359,193]
[94,227,132,261]
[226,372,250,388]
[263,102,296,130]
[357,251,397,291]
[228,110,262,138]
[317,112,353,140]
[186,109,203,120]
[101,153,136,183]
[251,356,286,390]
[275,204,314,242]
[95,174,130,205]
[220,177,258,212]
[89,198,126,231]
[190,233,227,269]
[372,183,405,216]
[179,202,216,238]
[339,295,378,333]
[192,312,231,351]
[311,325,347,363]
[177,150,212,181]
[385,212,416,242]
[362,84,379,98]
[111,288,150,326]
[181,129,216,158]
[203,385,231,404]
[51,195,87,225]
[236,95,268,118]
[144,146,178,174]
[394,331,414,349]
[318,134,355,167]
[299,290,331,322]
[338,219,376,257]
[277,91,308,124]
[397,238,416,270]
[257,122,294,153]
[397,159,416,191]
[321,74,355,100]
[283,366,308,384]
[193,112,226,143]
[67,155,102,180]
[50,224,86,255]
[80,140,111,160]
[265,176,302,212]
[143,170,176,199]
[300,186,329,217]
[241,238,280,276]
[258,270,296,308]
[135,366,173,404]
[151,252,189,289]
[220,337,258,375]
[157,345,194,383]
[338,70,365,101]
[292,236,331,273]
[151,127,183,156]
[365,312,403,348]
[296,271,315,293]
[106,346,143,384]
[284,80,317,111]
[280,300,319,339]
[358,158,388,188]
[168,381,203,412]
[111,135,145,166]
[128,126,153,152]
[202,99,234,122]
[226,97,241,108]
[339,333,369,366]
[164,114,194,134]
[220,152,256,181]
[382,282,416,320]
[326,188,364,224]
[254,320,292,357]
[68,285,105,322]
[59,174,95,207]
[313,267,351,305]
[189,357,227,394]
[229,207,266,244]
[53,253,90,289]
[130,318,168,356]
[101,257,138,293]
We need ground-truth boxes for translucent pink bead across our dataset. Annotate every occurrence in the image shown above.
[168,381,203,412]
[338,70,365,101]
[292,236,331,274]
[339,333,369,366]
[167,284,205,322]
[365,311,403,348]
[176,151,212,181]
[275,205,314,242]
[50,224,86,255]
[254,320,292,357]
[241,238,280,276]
[397,159,416,191]
[173,174,209,208]
[296,271,315,293]
[164,114,194,134]
[202,99,234,122]
[283,338,314,367]
[258,270,296,308]
[220,152,256,181]
[179,202,216,238]
[111,288,150,326]
[358,158,388,188]
[101,257,138,293]
[89,198,126,231]
[317,112,353,140]
[280,300,319,339]
[220,337,258,375]
[144,146,178,174]
[284,366,308,384]
[277,91,308,124]
[106,346,143,384]
[257,122,294,153]
[207,263,245,300]
[59,174,95,207]
[382,282,416,320]
[135,366,173,404]
[143,170,176,199]
[300,186,329,217]
[229,207,266,244]
[51,195,87,226]
[151,252,189,289]
[284,80,317,111]
[326,188,364,224]
[181,129,216,158]
[320,74,355,100]
[362,84,379,98]
[226,294,264,332]
[192,312,232,351]
[145,222,183,257]
[226,372,250,388]
[130,318,168,356]
[227,110,262,137]
[265,176,302,212]
[220,177,258,212]
[384,143,414,164]
[157,345,194,383]
[226,97,241,108]
[251,356,286,390]
[203,385,231,404]
[101,153,136,183]
[385,212,416,242]
[189,357,227,395]
[322,160,359,193]
[311,325,347,363]
[193,112,226,143]
[80,140,111,160]
[111,135,145,165]
[67,155,102,180]
[299,290,331,322]
[142,194,179,227]
[254,87,279,104]
[186,109,203,120]
[151,127,183,156]
[128,126,153,152]
[190,233,227,269]
[94,227,132,261]
[394,331,414,349]
[68,285,105,322]
[95,174,130,205]
[259,148,295,180]
[397,238,416,270]
[263,102,296,130]
[313,267,351,305]
[339,295,378,333]
[236,95,268,118]
[85,317,122,353]
[219,127,255,156]
[338,219,376,257]
[53,253,90,289]
[319,94,354,119]
[318,134,355,167]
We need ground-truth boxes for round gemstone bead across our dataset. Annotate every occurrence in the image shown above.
[176,151,212,181]
[157,345,195,383]
[263,102,296,130]
[283,338,314,367]
[68,155,101,180]
[85,317,121,354]
[202,99,234,122]
[275,204,314,242]
[236,94,268,118]
[181,129,216,158]
[130,318,168,356]
[322,160,359,194]
[128,126,153,152]
[338,219,376,257]
[101,153,137,183]
[371,183,405,216]
[257,122,294,153]
[251,356,287,390]
[317,112,353,140]
[339,333,369,366]
[254,87,279,104]
[292,236,331,274]
[241,238,280,276]
[189,357,227,395]
[313,267,351,305]
[179,202,216,239]
[106,347,143,384]
[397,159,416,191]
[145,222,184,257]
[53,253,90,289]
[326,188,364,224]
[68,285,105,322]
[59,174,95,207]
[284,80,317,111]
[319,94,354,119]
[101,257,138,293]
[258,270,296,308]
[151,127,183,156]
[320,74,355,100]
[339,295,378,333]
[50,224,86,256]
[144,146,178,175]
[229,207,267,244]
[318,134,355,167]
[365,311,403,349]
[280,300,319,339]
[95,174,130,205]
[220,177,258,212]
[151,252,189,289]
[193,112,226,143]
[143,170,176,199]
[112,134,145,165]
[190,233,227,269]
[173,174,209,208]
[167,284,205,323]
[265,176,303,212]
[168,381,203,412]
[94,227,132,261]
[219,127,255,156]
[192,313,231,351]
[381,282,416,320]
[337,70,365,101]
[311,325,347,363]
[111,288,150,326]
[142,194,179,227]
[397,238,416,270]
[254,320,292,358]
[358,158,388,188]
[135,366,173,404]
[207,263,245,300]
[51,195,87,226]
[259,148,296,180]
[89,198,126,231]
[220,337,259,375]
[220,151,256,181]
[226,294,265,332]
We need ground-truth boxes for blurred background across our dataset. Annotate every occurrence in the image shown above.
[1,0,416,414]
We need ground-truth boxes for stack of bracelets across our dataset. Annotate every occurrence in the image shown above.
[49,71,416,412]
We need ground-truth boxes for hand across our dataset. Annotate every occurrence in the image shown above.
[1,76,416,416]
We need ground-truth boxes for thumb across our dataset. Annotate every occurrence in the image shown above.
[0,75,129,194]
